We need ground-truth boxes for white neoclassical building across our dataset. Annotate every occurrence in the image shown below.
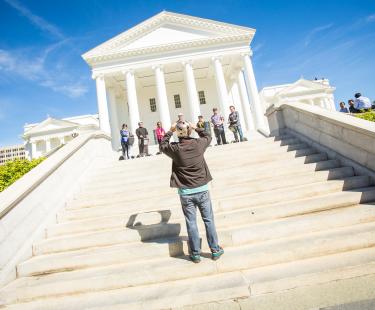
[23,114,99,159]
[260,78,336,111]
[82,11,267,150]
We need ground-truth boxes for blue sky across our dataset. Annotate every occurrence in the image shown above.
[0,0,374,146]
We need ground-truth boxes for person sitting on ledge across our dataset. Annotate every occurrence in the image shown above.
[348,99,359,114]
[354,93,372,112]
[160,120,224,264]
[339,102,349,113]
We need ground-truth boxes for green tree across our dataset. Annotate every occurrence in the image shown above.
[0,158,45,192]
[355,111,375,123]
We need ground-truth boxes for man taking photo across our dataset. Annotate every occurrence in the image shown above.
[160,120,224,263]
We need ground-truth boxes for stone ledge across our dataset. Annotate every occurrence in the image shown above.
[0,131,110,220]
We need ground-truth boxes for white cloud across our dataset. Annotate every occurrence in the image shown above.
[252,43,264,53]
[4,0,65,39]
[0,47,88,98]
[304,23,334,47]
[366,14,375,23]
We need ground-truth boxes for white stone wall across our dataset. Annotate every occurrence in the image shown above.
[0,132,112,286]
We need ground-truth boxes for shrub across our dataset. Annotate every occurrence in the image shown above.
[355,111,375,122]
[0,158,45,192]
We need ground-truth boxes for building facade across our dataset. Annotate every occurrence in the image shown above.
[260,78,336,111]
[0,145,27,165]
[23,114,99,159]
[82,11,267,150]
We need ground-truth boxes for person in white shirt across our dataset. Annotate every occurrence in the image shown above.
[354,93,372,111]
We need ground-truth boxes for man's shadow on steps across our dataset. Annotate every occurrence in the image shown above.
[126,210,192,261]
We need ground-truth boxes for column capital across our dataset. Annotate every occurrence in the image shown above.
[122,69,135,76]
[181,59,194,66]
[211,56,223,63]
[152,64,164,71]
[92,73,104,80]
[240,50,253,58]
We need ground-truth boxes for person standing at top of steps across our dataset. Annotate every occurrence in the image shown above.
[160,120,224,263]
[211,108,227,146]
[136,121,149,157]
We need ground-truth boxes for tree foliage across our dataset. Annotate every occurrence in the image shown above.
[0,158,45,192]
[355,111,375,122]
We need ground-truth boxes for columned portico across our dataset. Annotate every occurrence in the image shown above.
[124,70,141,133]
[154,65,172,130]
[183,61,201,122]
[242,53,266,130]
[84,11,267,149]
[95,75,111,134]
[212,57,230,119]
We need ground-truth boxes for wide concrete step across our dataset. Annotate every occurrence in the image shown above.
[2,271,250,310]
[73,166,354,209]
[91,136,299,175]
[5,222,375,309]
[90,144,316,182]
[4,245,375,306]
[23,205,374,276]
[59,176,371,223]
[78,153,334,196]
[33,196,374,255]
[86,143,314,185]
[46,177,369,237]
[75,161,353,203]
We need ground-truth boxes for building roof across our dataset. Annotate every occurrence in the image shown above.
[23,117,79,138]
[82,11,255,66]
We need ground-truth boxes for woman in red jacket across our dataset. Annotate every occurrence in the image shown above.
[155,121,165,154]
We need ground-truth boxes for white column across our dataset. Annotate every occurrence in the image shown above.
[308,99,315,106]
[242,53,266,129]
[94,75,111,134]
[328,97,336,111]
[124,70,141,133]
[59,137,64,145]
[45,139,51,153]
[212,57,230,120]
[107,87,121,150]
[31,141,37,159]
[154,65,172,130]
[230,81,247,132]
[237,70,255,131]
[183,61,201,123]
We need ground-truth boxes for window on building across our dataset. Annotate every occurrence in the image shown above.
[198,91,206,105]
[174,94,181,108]
[149,98,157,112]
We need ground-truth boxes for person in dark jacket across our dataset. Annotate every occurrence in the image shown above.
[135,121,148,157]
[228,105,243,142]
[160,120,223,263]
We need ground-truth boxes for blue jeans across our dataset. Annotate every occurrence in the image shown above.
[179,190,220,255]
[233,125,243,142]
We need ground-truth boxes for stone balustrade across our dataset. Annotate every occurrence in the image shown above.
[0,131,112,286]
[266,102,375,183]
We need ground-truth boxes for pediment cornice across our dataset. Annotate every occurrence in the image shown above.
[85,34,251,65]
[82,11,255,66]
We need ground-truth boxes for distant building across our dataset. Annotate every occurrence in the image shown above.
[0,144,27,165]
[23,114,99,159]
[259,78,336,111]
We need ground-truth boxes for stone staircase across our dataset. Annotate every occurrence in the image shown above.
[1,133,375,309]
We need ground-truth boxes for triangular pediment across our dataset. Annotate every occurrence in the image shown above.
[276,79,331,97]
[119,24,218,52]
[24,118,79,137]
[82,11,255,62]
